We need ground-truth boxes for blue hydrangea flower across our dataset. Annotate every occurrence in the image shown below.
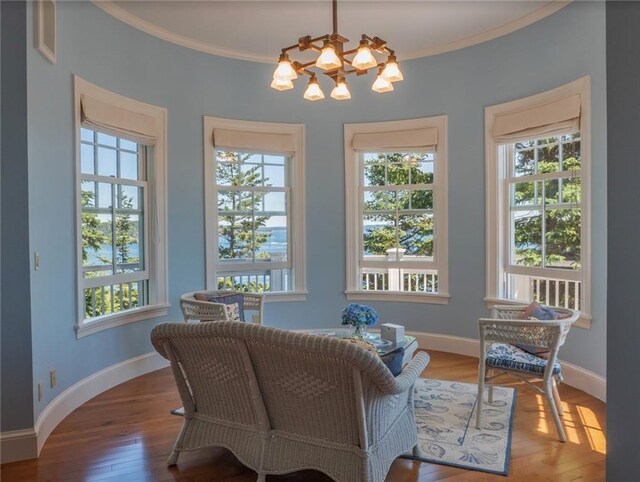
[341,304,379,327]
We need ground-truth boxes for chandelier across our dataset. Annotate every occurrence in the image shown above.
[270,0,404,101]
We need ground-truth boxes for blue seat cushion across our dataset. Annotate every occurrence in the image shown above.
[486,343,561,376]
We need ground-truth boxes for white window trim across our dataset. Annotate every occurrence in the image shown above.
[344,116,449,304]
[73,76,169,338]
[485,76,591,329]
[203,116,306,302]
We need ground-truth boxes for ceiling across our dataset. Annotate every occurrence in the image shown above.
[96,1,568,63]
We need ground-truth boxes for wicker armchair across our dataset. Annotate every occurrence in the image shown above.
[476,304,579,442]
[179,290,264,324]
[151,321,430,482]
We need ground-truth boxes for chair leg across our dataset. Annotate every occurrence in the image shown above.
[545,382,567,442]
[552,378,564,416]
[167,450,179,466]
[476,362,486,429]
[488,385,495,404]
[256,473,266,482]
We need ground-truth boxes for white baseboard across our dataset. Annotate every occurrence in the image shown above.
[0,351,169,464]
[409,330,606,402]
[0,429,38,464]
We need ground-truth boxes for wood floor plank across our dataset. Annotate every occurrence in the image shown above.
[0,350,606,481]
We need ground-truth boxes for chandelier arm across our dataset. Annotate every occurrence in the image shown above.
[332,0,338,35]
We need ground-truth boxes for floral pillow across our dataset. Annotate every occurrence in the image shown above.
[194,293,245,321]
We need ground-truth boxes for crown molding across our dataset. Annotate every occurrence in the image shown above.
[93,1,571,64]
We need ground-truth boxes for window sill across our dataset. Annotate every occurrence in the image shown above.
[76,303,171,339]
[345,290,450,305]
[483,297,592,329]
[264,291,308,302]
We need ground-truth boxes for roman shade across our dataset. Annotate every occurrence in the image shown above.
[80,95,158,145]
[213,129,296,154]
[492,94,581,143]
[351,127,438,151]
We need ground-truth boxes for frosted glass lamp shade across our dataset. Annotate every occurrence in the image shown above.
[270,78,294,91]
[316,45,342,70]
[304,78,325,101]
[273,58,298,81]
[331,79,351,100]
[381,56,403,82]
[372,75,394,93]
[352,45,378,71]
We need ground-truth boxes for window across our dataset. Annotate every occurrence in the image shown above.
[344,116,449,303]
[485,76,591,326]
[74,76,168,337]
[204,117,306,301]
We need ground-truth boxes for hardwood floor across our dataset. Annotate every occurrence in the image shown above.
[1,350,606,481]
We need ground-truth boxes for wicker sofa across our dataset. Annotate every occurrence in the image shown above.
[151,321,430,482]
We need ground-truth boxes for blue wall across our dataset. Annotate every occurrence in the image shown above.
[1,0,35,433]
[23,1,606,427]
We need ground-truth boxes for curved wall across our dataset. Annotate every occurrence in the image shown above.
[23,1,606,427]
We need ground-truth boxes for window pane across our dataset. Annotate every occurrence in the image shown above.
[115,213,143,272]
[97,132,117,147]
[81,181,96,208]
[545,208,581,269]
[118,185,142,210]
[80,128,94,142]
[513,148,535,177]
[364,190,396,212]
[561,140,581,171]
[258,215,287,261]
[97,147,117,177]
[262,191,286,214]
[512,210,542,267]
[411,161,434,184]
[410,189,433,210]
[402,270,438,293]
[218,190,252,213]
[84,281,147,319]
[363,214,396,256]
[216,161,241,186]
[96,182,112,209]
[386,162,411,186]
[363,162,386,187]
[398,213,434,258]
[218,216,254,261]
[544,179,560,205]
[537,142,560,173]
[83,213,113,268]
[119,138,137,152]
[264,154,286,165]
[561,177,581,204]
[120,151,139,180]
[81,143,95,175]
[264,164,285,187]
[512,181,540,206]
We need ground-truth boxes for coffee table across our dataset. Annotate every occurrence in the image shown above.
[295,328,418,364]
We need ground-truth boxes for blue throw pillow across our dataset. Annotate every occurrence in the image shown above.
[205,293,245,321]
[530,306,559,320]
[380,347,405,376]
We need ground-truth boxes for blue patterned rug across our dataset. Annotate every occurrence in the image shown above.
[403,378,516,476]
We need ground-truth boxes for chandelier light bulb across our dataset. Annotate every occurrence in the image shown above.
[331,78,351,100]
[273,55,298,81]
[381,54,404,82]
[352,43,378,71]
[270,77,294,91]
[303,77,325,101]
[372,74,394,93]
[316,43,342,71]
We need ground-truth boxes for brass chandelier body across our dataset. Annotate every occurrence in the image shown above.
[271,0,404,101]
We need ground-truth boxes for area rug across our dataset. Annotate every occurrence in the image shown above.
[402,378,516,476]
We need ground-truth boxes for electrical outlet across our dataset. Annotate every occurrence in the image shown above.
[50,369,57,388]
[38,382,43,402]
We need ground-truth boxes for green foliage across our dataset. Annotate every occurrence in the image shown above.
[217,277,270,293]
[81,190,108,262]
[363,153,434,257]
[217,152,272,260]
[512,136,582,269]
[84,283,140,318]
